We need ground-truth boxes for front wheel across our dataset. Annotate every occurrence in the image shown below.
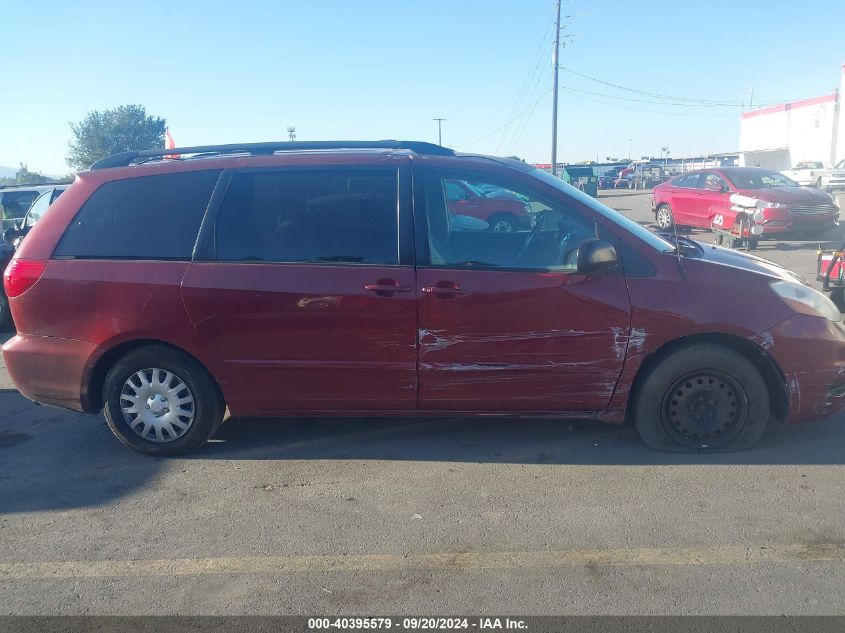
[103,346,225,456]
[655,205,674,230]
[633,344,769,452]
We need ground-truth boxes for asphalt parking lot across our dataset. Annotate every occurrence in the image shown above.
[1,191,844,615]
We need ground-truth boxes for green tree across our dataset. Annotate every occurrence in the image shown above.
[66,104,167,170]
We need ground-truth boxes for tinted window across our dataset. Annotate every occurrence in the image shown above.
[214,170,398,265]
[54,171,220,259]
[1,191,39,218]
[424,172,594,271]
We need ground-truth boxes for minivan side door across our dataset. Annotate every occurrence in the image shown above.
[180,164,418,415]
[413,166,632,412]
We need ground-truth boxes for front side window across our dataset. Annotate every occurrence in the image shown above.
[214,169,399,265]
[701,173,727,192]
[54,171,220,259]
[423,172,595,271]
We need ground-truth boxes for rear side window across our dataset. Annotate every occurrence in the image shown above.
[214,169,399,265]
[54,171,220,260]
[673,173,701,188]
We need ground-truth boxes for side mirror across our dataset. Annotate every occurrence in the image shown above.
[576,239,618,275]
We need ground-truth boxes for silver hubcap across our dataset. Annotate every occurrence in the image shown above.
[492,220,513,232]
[657,208,672,228]
[120,368,195,443]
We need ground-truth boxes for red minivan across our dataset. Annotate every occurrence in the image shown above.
[4,141,845,455]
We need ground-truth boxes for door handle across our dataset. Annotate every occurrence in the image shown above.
[364,280,411,297]
[421,282,470,298]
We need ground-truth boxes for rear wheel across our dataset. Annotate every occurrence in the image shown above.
[488,212,517,233]
[102,346,224,456]
[633,344,769,452]
[655,205,674,230]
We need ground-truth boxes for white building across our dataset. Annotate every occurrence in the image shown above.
[739,65,844,170]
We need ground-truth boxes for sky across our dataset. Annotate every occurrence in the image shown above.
[2,0,844,175]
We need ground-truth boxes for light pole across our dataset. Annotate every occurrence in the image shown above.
[627,139,632,161]
[433,118,446,146]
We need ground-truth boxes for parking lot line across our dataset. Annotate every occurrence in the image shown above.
[1,544,843,579]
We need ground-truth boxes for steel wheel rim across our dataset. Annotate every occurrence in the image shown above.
[656,208,672,228]
[120,368,195,443]
[492,220,514,232]
[661,370,748,449]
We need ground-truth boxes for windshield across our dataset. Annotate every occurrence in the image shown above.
[794,162,823,169]
[723,168,798,189]
[530,168,675,252]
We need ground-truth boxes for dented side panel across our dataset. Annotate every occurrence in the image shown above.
[417,268,632,411]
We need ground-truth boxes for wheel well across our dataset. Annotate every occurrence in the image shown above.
[83,339,223,413]
[626,333,789,423]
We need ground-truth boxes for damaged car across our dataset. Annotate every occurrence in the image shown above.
[3,141,845,456]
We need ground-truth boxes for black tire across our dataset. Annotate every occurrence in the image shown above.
[748,238,759,250]
[655,204,674,231]
[0,291,13,332]
[488,212,517,233]
[102,345,225,456]
[632,344,769,453]
[714,234,724,246]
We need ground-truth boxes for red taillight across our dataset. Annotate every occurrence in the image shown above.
[3,259,47,298]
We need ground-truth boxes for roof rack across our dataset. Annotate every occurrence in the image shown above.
[89,140,455,170]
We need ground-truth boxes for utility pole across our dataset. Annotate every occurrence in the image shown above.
[749,87,754,111]
[433,118,446,146]
[550,0,562,176]
[287,126,296,142]
[627,138,632,161]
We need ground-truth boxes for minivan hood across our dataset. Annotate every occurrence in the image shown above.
[686,239,804,283]
[735,186,832,205]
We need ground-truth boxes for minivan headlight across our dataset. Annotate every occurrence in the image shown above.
[771,280,841,322]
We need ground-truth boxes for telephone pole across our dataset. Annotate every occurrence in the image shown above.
[550,0,562,176]
[433,118,446,146]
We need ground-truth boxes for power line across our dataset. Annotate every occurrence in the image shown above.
[560,85,745,108]
[558,87,737,117]
[495,2,557,154]
[454,86,554,149]
[559,65,790,107]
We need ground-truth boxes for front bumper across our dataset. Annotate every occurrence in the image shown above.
[766,315,845,422]
[2,333,97,413]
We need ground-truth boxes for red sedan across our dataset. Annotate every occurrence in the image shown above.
[652,167,840,238]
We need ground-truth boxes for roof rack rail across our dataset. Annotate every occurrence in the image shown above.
[89,140,455,170]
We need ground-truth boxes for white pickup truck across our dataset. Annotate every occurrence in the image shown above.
[781,161,831,188]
